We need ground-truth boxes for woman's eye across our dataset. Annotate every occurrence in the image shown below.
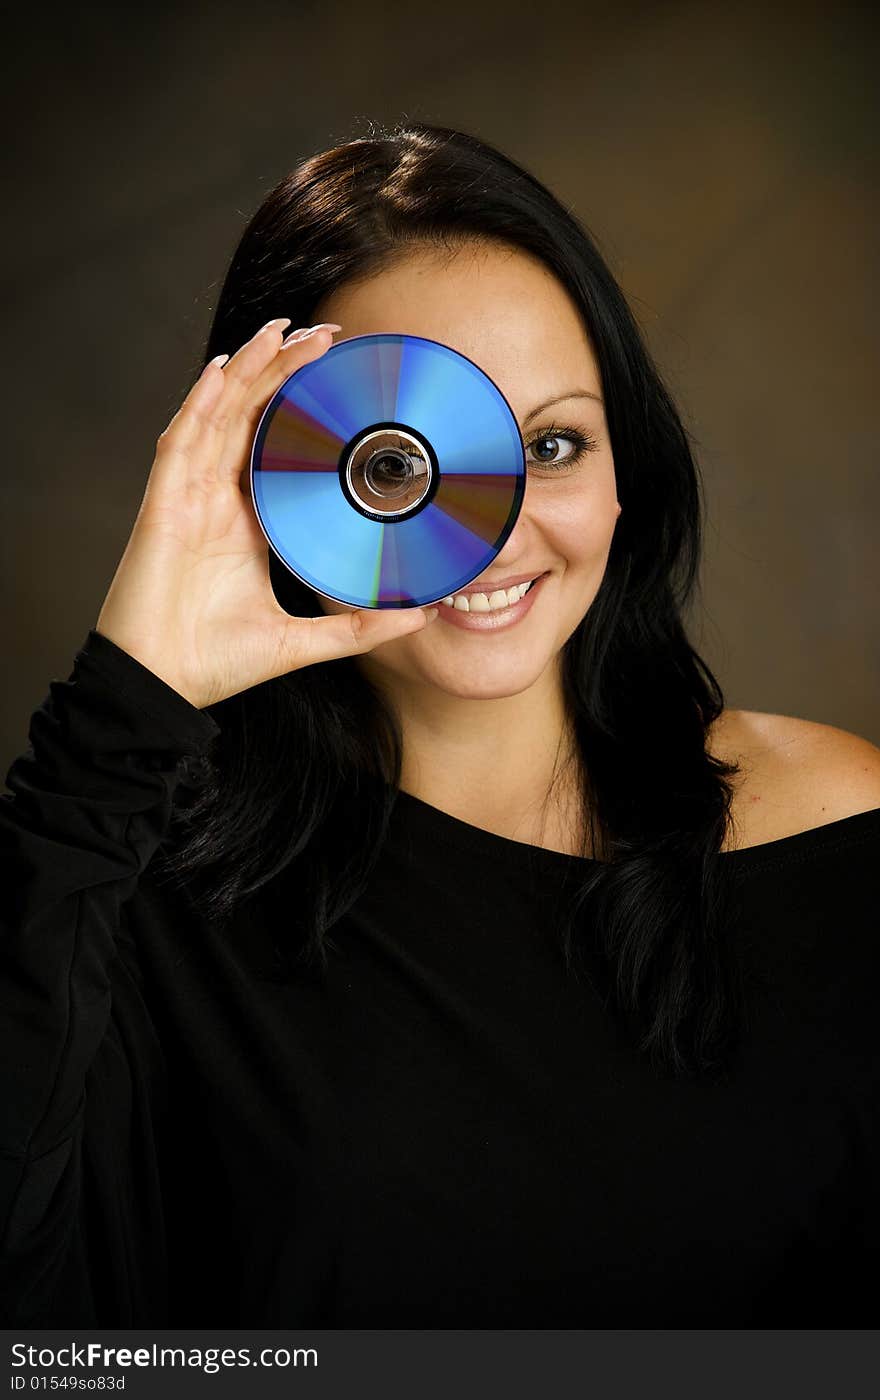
[528,435,576,465]
[524,425,598,471]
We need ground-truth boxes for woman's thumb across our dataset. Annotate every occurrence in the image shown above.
[278,604,441,671]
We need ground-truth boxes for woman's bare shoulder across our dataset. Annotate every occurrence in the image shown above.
[707,708,880,850]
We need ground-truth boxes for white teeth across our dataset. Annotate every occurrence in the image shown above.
[439,578,535,612]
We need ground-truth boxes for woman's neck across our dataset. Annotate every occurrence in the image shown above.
[370,660,588,853]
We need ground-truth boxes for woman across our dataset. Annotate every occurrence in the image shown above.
[2,121,878,1328]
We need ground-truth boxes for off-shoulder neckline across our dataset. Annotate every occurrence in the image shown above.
[390,788,880,874]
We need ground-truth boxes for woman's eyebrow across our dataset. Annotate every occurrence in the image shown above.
[522,389,604,425]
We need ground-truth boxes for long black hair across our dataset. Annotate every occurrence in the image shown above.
[153,119,746,1083]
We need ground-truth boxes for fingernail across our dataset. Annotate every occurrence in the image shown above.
[260,318,292,334]
[281,322,342,348]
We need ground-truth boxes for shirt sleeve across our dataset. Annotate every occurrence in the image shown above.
[0,628,221,1323]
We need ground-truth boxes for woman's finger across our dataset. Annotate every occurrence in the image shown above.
[276,602,440,671]
[154,320,292,489]
[217,323,342,486]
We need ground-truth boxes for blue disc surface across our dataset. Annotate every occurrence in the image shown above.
[250,333,525,609]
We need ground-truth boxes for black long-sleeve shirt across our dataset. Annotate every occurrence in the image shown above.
[1,628,878,1327]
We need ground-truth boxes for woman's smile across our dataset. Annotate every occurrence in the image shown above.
[432,570,551,631]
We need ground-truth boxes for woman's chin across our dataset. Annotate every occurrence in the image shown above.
[415,656,550,700]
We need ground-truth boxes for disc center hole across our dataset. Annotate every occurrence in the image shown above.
[365,449,414,498]
[345,427,432,518]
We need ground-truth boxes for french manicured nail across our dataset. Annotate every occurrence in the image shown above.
[259,318,292,334]
[281,322,342,347]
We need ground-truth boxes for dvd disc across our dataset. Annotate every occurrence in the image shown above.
[250,333,525,609]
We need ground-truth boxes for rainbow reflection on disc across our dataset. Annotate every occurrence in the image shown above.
[250,333,525,609]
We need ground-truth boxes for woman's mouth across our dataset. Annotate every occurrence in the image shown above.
[432,571,550,631]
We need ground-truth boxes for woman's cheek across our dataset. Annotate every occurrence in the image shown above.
[539,478,617,568]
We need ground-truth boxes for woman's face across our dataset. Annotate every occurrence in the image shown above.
[312,240,621,701]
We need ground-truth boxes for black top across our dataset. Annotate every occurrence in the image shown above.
[1,629,878,1328]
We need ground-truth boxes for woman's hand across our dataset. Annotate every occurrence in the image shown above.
[95,320,438,709]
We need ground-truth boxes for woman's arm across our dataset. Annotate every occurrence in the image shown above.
[0,629,220,1324]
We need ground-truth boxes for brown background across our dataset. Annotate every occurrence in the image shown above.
[2,0,877,784]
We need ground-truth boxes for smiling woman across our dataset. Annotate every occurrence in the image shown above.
[314,241,622,683]
[2,119,878,1330]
